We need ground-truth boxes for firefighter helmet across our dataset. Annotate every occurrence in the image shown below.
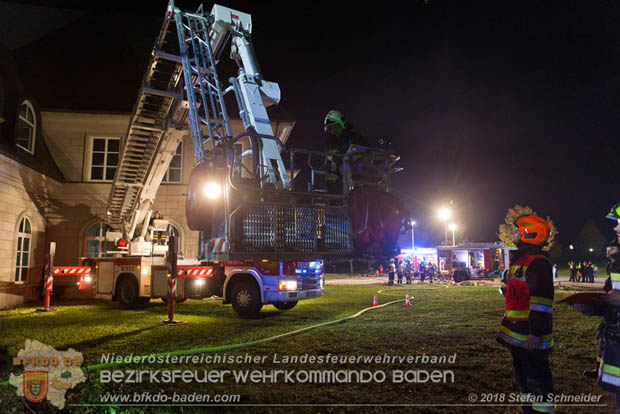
[605,203,620,221]
[514,214,551,246]
[324,110,347,129]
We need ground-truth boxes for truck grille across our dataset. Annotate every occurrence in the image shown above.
[298,277,320,290]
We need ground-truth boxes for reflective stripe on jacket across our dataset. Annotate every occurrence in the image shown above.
[610,272,620,291]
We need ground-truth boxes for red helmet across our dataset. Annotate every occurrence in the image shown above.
[514,215,551,246]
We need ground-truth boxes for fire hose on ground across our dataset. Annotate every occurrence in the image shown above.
[0,293,408,387]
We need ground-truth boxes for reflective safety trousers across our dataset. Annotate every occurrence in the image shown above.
[498,253,554,350]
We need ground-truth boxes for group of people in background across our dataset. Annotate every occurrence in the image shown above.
[568,260,598,282]
[382,258,438,285]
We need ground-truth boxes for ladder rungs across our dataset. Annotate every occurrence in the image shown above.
[142,86,182,100]
[154,49,183,64]
[131,125,164,133]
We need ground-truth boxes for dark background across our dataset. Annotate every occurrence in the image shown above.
[3,0,620,251]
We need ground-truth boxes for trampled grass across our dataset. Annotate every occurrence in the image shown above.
[0,284,614,414]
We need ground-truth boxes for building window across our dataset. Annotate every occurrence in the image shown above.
[85,222,113,258]
[16,100,36,154]
[167,223,184,253]
[15,217,32,282]
[162,142,183,183]
[89,137,120,181]
[168,223,180,239]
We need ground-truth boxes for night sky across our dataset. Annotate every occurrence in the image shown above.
[3,0,620,249]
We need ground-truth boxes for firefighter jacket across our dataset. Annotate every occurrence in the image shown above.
[606,251,620,292]
[497,245,554,350]
[598,253,620,392]
[324,129,370,155]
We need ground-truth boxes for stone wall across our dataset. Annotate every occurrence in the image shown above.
[0,110,294,307]
[0,153,61,307]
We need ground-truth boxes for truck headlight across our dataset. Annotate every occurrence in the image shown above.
[84,275,92,283]
[278,280,297,290]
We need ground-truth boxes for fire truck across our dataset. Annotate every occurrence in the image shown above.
[437,243,515,281]
[61,2,409,315]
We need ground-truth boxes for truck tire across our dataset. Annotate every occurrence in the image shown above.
[117,278,147,309]
[231,281,262,316]
[453,270,468,283]
[273,301,298,311]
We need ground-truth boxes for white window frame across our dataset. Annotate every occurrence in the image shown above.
[16,100,36,154]
[15,217,32,283]
[84,222,113,258]
[162,141,183,183]
[168,223,181,243]
[85,136,121,182]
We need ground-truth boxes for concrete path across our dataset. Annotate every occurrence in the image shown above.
[325,274,607,289]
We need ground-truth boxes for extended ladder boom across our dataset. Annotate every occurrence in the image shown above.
[107,2,293,252]
[106,5,188,241]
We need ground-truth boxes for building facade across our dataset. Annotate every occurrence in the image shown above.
[0,100,293,308]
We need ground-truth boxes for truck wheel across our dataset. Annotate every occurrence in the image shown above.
[273,301,298,311]
[117,278,148,309]
[231,281,262,316]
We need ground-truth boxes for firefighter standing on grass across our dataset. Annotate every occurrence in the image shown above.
[388,258,396,285]
[599,204,620,413]
[498,214,555,414]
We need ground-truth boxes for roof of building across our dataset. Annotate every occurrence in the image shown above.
[0,41,64,182]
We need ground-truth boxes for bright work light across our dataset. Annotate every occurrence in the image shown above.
[203,182,222,199]
[438,208,452,221]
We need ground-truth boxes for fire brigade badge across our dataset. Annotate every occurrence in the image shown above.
[9,340,86,409]
[23,371,48,403]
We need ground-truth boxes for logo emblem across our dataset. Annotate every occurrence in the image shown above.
[23,371,48,403]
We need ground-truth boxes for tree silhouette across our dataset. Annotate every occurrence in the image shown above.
[498,204,558,251]
[548,241,563,260]
[575,218,606,258]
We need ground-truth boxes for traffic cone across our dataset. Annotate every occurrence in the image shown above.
[373,293,378,307]
[404,292,411,306]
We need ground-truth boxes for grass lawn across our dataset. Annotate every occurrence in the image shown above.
[0,284,614,414]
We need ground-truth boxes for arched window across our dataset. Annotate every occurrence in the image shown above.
[16,100,36,154]
[167,223,185,256]
[168,223,180,239]
[85,222,113,258]
[15,217,32,282]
